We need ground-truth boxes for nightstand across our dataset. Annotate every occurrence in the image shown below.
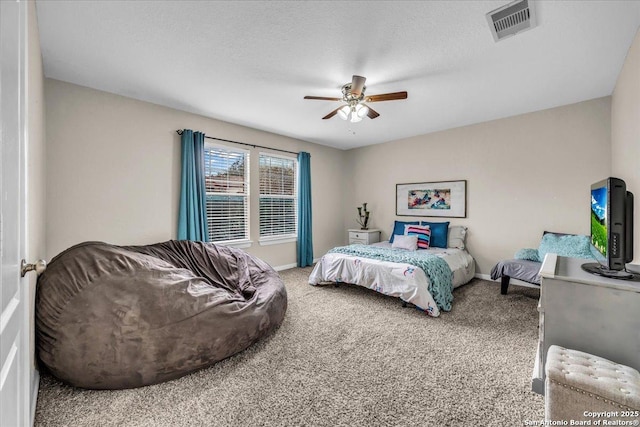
[348,229,381,245]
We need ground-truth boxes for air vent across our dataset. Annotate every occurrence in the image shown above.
[486,0,537,42]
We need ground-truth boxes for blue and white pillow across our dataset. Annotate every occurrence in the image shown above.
[405,224,431,249]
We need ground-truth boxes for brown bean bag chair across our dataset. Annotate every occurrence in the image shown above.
[35,240,287,389]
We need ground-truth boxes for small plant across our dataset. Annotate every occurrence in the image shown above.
[356,203,370,230]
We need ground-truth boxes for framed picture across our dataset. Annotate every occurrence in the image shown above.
[396,180,467,218]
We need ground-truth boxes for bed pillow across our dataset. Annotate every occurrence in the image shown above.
[389,220,420,243]
[514,248,541,262]
[391,234,418,251]
[538,233,593,261]
[448,226,467,249]
[420,221,450,248]
[405,224,431,249]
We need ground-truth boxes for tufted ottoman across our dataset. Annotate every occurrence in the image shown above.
[545,345,640,423]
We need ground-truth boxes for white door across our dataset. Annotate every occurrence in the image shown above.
[0,1,30,426]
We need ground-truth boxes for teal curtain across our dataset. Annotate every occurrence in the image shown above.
[178,129,209,241]
[297,152,313,267]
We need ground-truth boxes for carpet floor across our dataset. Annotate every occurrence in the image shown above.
[34,267,544,426]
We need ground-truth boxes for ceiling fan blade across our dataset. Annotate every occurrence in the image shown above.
[366,106,380,119]
[304,96,342,101]
[351,75,366,97]
[322,107,342,120]
[365,91,408,102]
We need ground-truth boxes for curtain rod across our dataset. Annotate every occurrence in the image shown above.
[176,130,299,156]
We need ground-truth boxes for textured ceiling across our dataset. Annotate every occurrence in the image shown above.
[36,1,640,150]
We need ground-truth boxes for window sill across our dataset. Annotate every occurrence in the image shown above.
[214,239,253,249]
[259,236,297,246]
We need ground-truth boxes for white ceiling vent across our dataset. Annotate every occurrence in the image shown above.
[486,0,537,42]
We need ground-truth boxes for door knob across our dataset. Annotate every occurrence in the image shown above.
[21,259,47,277]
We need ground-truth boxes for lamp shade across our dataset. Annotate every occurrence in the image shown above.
[337,105,350,120]
[356,104,369,118]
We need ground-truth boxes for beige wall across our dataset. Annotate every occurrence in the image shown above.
[45,79,346,268]
[27,0,46,387]
[44,41,634,276]
[344,98,612,274]
[611,29,640,265]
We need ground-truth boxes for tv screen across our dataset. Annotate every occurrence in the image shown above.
[590,185,607,258]
[583,177,635,279]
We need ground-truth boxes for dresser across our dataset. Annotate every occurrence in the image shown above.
[348,229,381,245]
[532,254,640,395]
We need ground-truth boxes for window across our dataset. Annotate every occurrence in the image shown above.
[259,153,297,242]
[204,145,249,243]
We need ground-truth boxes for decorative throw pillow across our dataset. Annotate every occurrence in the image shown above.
[538,234,593,261]
[514,248,541,262]
[448,226,467,249]
[405,224,431,249]
[420,221,450,248]
[389,220,420,243]
[391,234,418,251]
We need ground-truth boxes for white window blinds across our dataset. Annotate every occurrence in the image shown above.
[259,153,297,239]
[204,146,249,242]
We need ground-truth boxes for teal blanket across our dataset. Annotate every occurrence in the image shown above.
[328,245,454,311]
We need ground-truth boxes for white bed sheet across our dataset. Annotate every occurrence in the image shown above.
[308,242,476,317]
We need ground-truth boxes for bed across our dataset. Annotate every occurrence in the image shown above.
[309,224,475,317]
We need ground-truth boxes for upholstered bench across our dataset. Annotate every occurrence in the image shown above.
[545,345,640,423]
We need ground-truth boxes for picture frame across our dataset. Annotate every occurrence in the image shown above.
[396,180,467,218]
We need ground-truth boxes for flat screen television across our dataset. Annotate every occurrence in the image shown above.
[582,177,634,279]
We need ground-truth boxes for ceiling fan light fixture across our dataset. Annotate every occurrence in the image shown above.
[337,105,350,120]
[355,104,369,118]
[304,74,408,122]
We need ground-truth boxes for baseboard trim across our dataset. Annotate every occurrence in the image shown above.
[273,258,320,272]
[475,273,540,289]
[273,263,297,272]
[31,370,39,426]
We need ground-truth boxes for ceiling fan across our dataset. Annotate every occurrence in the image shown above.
[304,75,408,123]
